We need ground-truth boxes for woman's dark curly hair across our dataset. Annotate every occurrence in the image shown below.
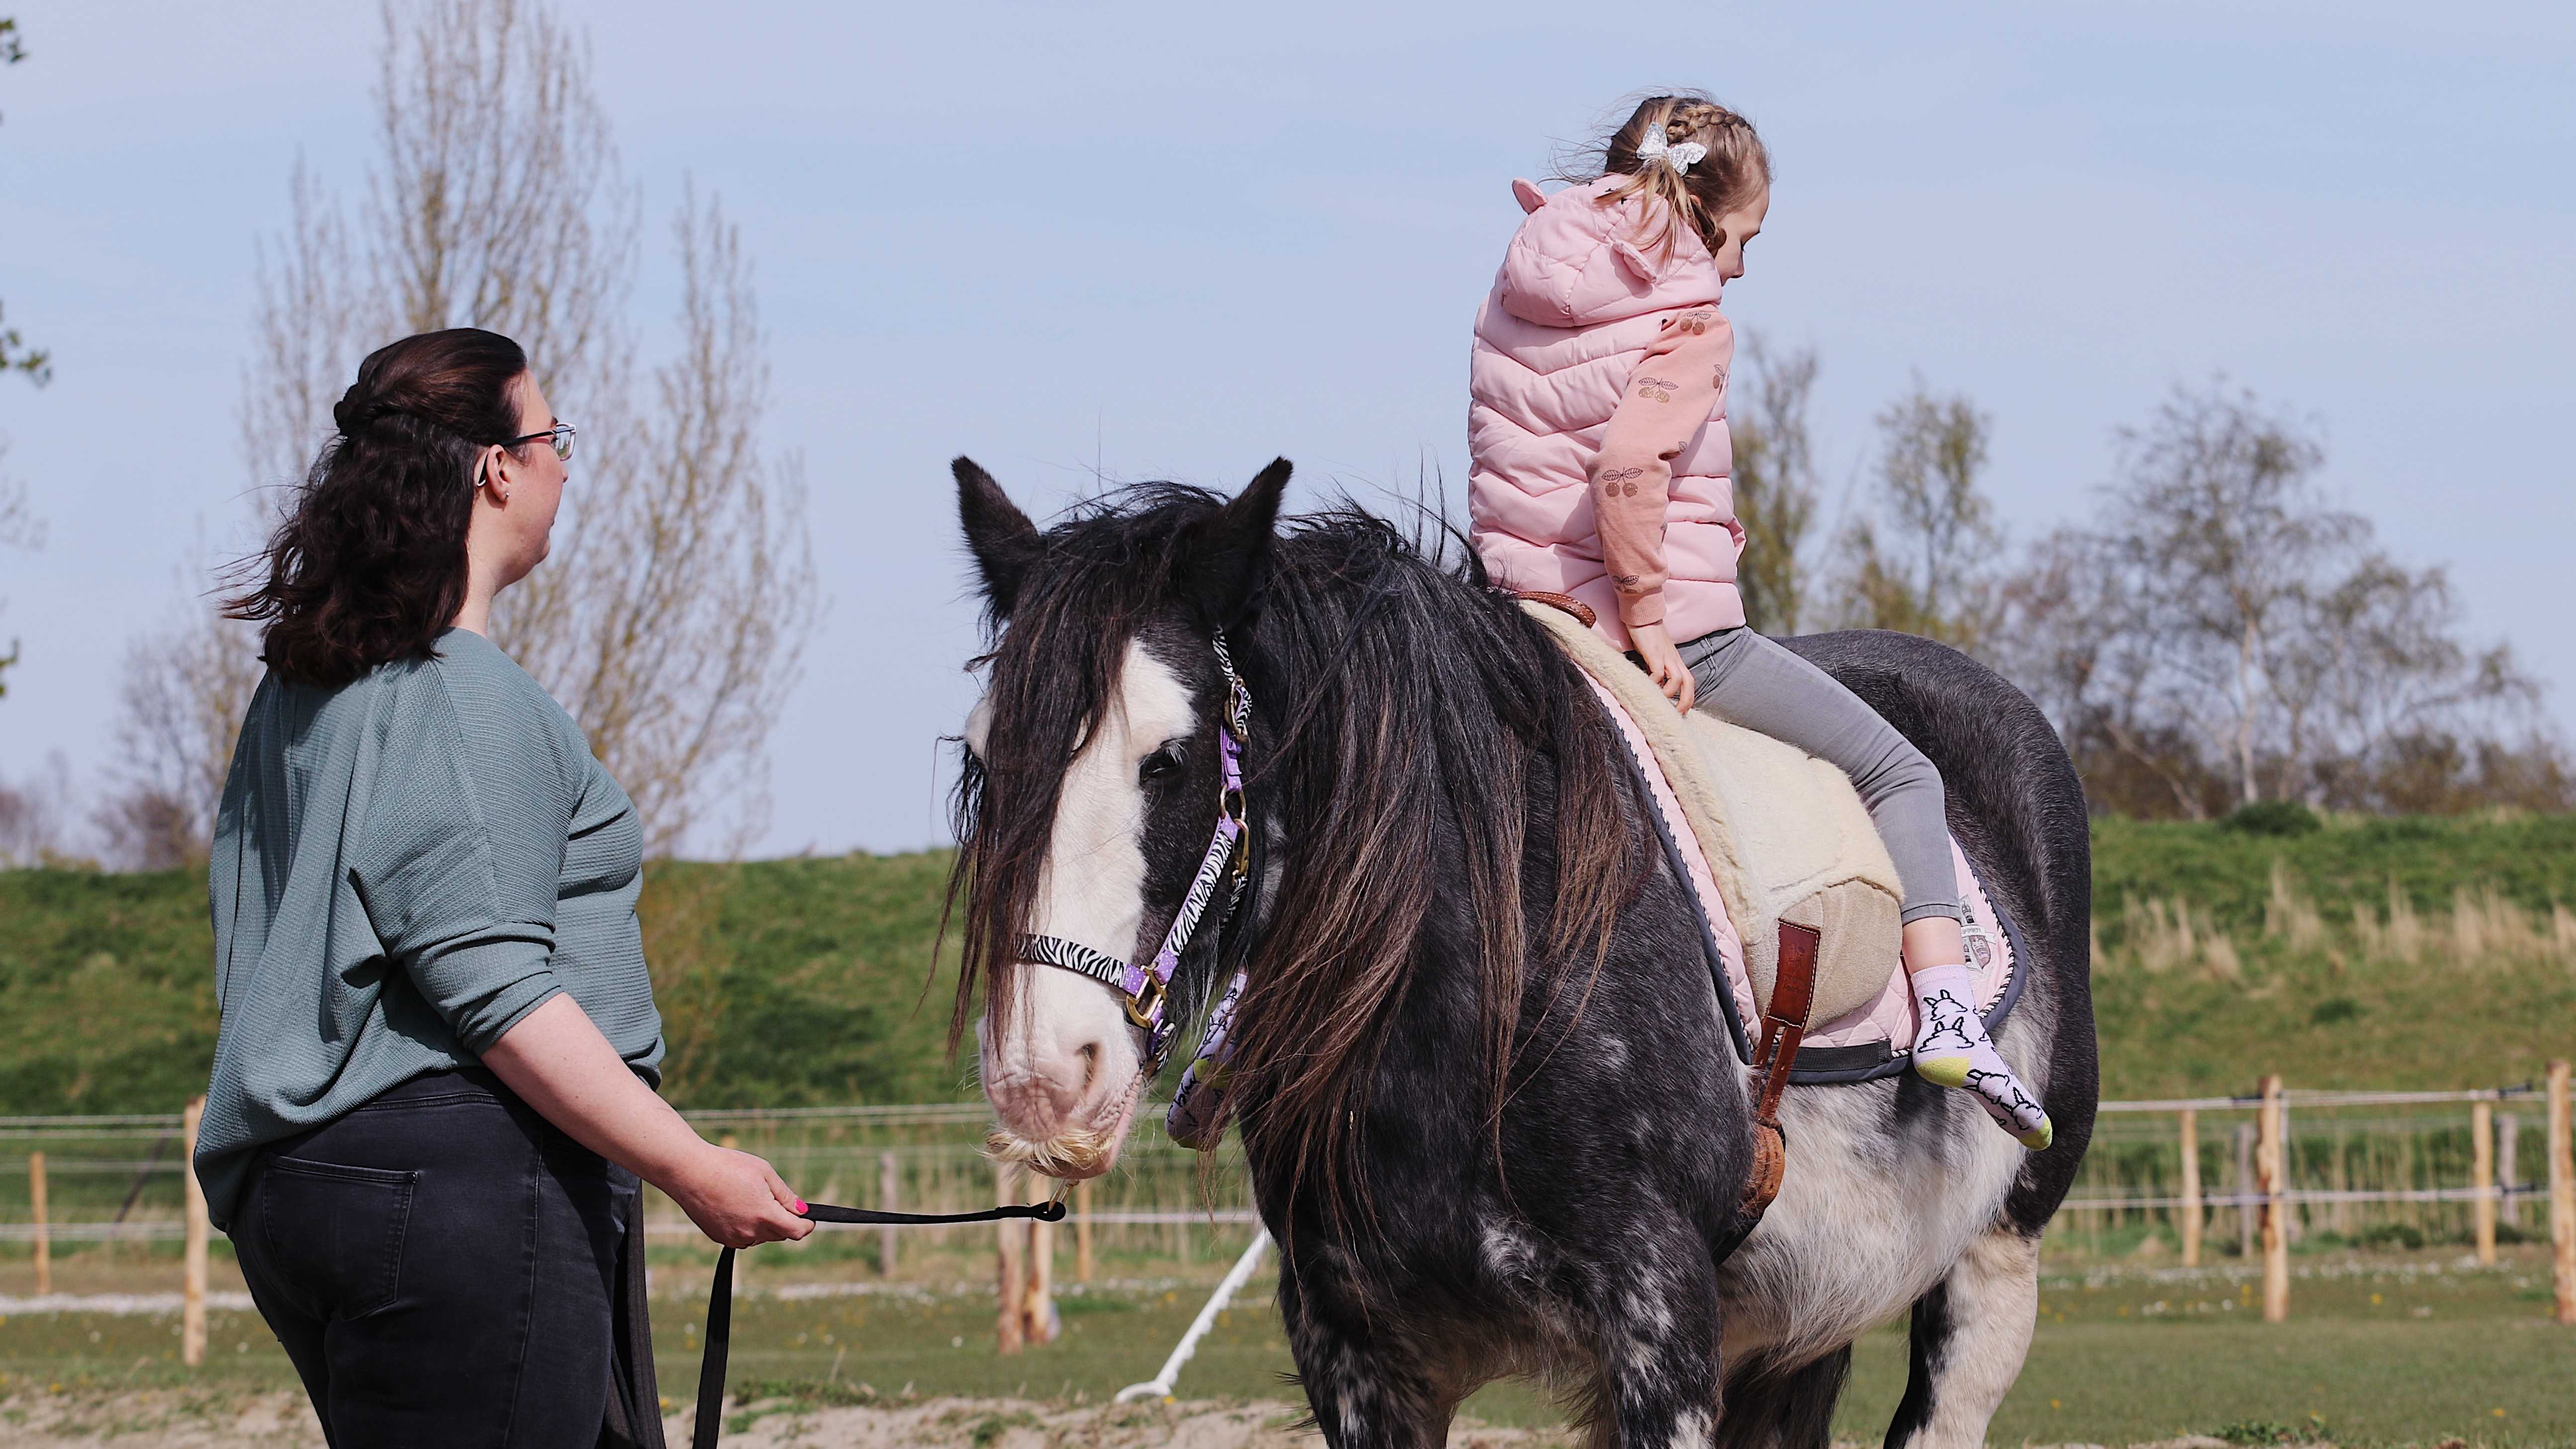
[226,328,531,687]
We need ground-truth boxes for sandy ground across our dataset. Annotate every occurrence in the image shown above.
[0,1387,2261,1449]
[0,1390,1496,1449]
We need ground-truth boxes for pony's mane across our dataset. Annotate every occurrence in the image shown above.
[1228,506,1642,1223]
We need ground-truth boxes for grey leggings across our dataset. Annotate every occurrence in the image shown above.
[1678,627,1962,925]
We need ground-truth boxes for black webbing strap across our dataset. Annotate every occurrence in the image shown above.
[691,1199,1068,1449]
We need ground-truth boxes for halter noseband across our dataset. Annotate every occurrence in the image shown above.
[1014,630,1255,1143]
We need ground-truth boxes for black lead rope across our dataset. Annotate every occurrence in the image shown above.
[691,1199,1068,1449]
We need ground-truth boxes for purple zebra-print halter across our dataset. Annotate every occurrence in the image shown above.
[1015,630,1254,1129]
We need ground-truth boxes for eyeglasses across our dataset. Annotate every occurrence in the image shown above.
[502,422,577,463]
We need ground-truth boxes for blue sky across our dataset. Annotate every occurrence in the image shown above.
[1,1,2569,855]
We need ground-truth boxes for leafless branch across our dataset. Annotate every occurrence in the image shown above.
[112,0,814,862]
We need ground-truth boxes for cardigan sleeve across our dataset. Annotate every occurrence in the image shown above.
[352,657,582,1054]
[1591,308,1734,631]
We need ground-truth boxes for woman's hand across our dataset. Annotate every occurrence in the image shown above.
[659,1142,815,1250]
[481,994,814,1250]
[1630,622,1697,713]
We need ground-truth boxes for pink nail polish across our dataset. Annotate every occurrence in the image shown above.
[795,1198,807,1212]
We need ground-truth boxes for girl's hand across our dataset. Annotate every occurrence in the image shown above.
[1630,622,1697,713]
[661,1142,814,1250]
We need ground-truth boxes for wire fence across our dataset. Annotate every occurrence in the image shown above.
[2054,1083,2567,1260]
[3,1082,2568,1265]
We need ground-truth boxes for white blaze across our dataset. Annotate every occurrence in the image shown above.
[970,640,1195,1174]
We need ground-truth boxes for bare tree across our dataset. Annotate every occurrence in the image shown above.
[363,0,632,416]
[491,188,815,850]
[1727,334,1820,635]
[1995,526,2233,818]
[0,750,79,867]
[1995,380,2549,816]
[110,0,814,860]
[99,579,263,869]
[1831,376,2003,650]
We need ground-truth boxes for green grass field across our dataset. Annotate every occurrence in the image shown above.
[6,1246,2570,1445]
[5,811,2576,1115]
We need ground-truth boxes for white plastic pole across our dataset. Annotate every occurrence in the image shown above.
[1115,1228,1272,1403]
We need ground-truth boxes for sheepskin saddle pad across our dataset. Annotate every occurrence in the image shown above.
[1520,599,2025,1084]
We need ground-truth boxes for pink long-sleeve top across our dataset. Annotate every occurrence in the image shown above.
[1592,308,1736,631]
[1468,176,1748,649]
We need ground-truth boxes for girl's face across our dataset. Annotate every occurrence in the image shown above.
[1710,183,1770,285]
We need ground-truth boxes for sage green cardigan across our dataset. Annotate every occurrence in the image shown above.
[196,628,664,1230]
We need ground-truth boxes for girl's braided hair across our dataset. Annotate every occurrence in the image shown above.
[1565,92,1771,263]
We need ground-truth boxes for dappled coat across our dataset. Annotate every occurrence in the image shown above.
[1468,175,1746,649]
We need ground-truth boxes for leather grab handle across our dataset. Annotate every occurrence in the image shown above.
[1516,589,1598,630]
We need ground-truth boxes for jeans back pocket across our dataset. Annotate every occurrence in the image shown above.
[257,1157,419,1319]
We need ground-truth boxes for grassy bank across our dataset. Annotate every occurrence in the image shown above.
[3,812,2574,1115]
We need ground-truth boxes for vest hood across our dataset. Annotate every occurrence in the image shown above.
[1493,175,1723,330]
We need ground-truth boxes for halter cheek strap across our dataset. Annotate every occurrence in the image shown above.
[1016,628,1256,1089]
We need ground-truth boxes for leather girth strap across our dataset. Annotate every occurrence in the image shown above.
[1742,920,1820,1217]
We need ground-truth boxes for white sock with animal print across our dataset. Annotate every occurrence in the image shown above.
[1910,964,2053,1150]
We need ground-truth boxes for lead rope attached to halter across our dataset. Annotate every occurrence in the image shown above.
[691,1199,1066,1449]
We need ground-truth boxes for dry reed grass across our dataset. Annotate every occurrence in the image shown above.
[2096,859,2576,975]
[2112,894,2241,978]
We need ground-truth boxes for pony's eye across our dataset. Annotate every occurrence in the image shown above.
[1139,746,1184,785]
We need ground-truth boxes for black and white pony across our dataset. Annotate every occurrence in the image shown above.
[946,459,2096,1449]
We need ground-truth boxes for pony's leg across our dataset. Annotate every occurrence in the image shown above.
[1279,1268,1449,1449]
[1578,1252,1724,1449]
[1882,1226,2041,1449]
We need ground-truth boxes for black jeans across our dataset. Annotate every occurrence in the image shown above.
[233,1067,663,1448]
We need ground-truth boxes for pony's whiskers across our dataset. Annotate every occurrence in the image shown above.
[983,1124,1116,1180]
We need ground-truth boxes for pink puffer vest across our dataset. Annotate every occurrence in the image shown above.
[1468,176,1744,649]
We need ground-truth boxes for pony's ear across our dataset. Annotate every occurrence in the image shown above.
[1181,458,1290,630]
[955,456,1041,617]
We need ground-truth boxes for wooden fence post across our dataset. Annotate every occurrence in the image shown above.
[2234,1122,2257,1258]
[878,1151,899,1278]
[995,1163,1025,1354]
[2498,1113,2521,1232]
[28,1151,50,1297]
[182,1096,208,1366]
[1075,1178,1095,1283]
[2472,1100,2497,1265]
[2258,1076,2288,1323]
[2178,1109,2202,1267]
[1024,1173,1057,1346]
[2548,1060,2573,1327]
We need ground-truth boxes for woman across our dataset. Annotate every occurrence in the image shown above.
[198,327,808,1446]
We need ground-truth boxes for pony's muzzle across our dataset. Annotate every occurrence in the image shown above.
[976,981,1147,1179]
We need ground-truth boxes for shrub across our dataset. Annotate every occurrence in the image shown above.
[2223,800,2323,836]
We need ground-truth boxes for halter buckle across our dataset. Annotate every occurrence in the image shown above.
[1121,970,1170,1037]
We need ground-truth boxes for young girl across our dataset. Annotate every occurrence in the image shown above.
[1468,93,2050,1149]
